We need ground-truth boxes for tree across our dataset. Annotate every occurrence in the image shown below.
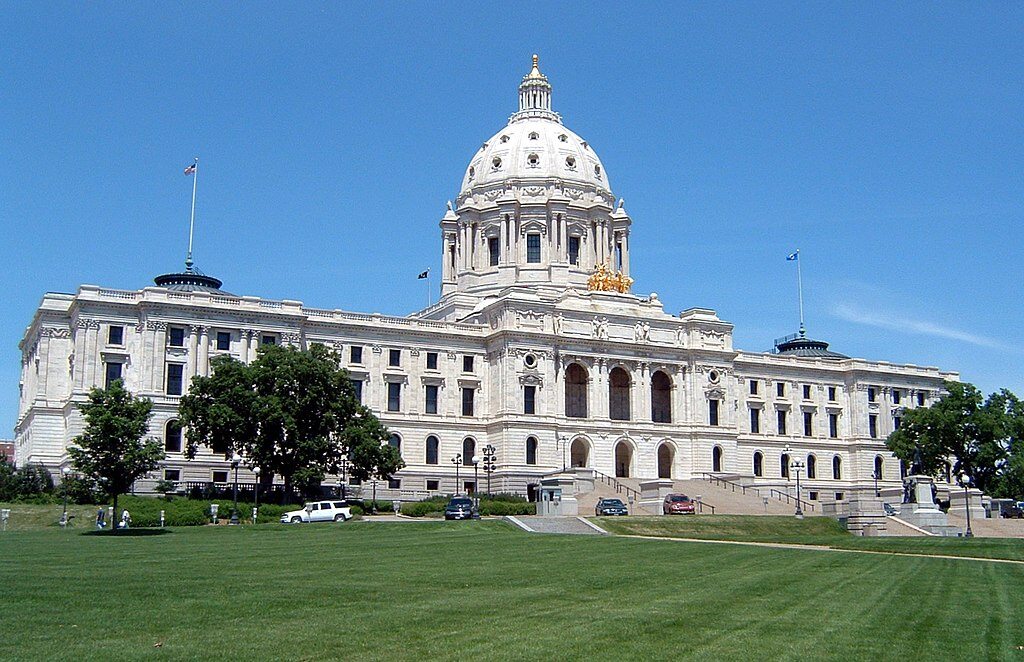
[180,344,367,501]
[346,410,404,509]
[69,380,164,527]
[887,380,1020,495]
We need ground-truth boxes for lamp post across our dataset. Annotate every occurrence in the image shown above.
[472,455,480,495]
[61,467,71,528]
[482,444,497,496]
[872,469,880,497]
[340,455,349,500]
[790,458,805,519]
[959,472,973,538]
[451,453,462,495]
[557,435,567,471]
[253,466,261,524]
[229,452,241,525]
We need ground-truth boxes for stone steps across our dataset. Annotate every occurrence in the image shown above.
[510,516,606,535]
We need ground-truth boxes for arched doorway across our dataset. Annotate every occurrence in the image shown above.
[614,441,632,478]
[570,438,589,468]
[712,446,723,472]
[565,364,588,418]
[874,455,883,480]
[753,451,764,477]
[463,438,475,465]
[657,443,673,479]
[608,367,631,421]
[651,371,672,423]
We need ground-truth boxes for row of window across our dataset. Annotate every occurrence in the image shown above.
[746,380,926,407]
[736,449,883,481]
[868,386,925,406]
[106,324,275,351]
[740,408,840,438]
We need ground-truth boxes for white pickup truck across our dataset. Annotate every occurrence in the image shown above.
[280,500,353,523]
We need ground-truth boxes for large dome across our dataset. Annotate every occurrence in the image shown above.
[458,55,611,196]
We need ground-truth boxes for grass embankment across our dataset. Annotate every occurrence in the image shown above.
[595,515,1024,561]
[1,523,1023,660]
[0,498,294,530]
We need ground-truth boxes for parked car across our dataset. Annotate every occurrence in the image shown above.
[663,494,696,515]
[444,497,480,520]
[281,501,352,524]
[595,498,628,516]
[999,502,1023,519]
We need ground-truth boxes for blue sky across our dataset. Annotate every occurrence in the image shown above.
[2,4,1022,433]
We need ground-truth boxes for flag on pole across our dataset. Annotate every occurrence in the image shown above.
[417,269,429,279]
[786,251,799,261]
[183,163,196,175]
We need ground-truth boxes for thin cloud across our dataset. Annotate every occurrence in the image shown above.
[831,303,1020,354]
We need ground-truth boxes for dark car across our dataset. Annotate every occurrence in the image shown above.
[663,494,696,515]
[999,502,1023,519]
[444,497,479,521]
[595,498,628,516]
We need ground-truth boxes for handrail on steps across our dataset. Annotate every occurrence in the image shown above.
[697,472,816,513]
[592,470,641,502]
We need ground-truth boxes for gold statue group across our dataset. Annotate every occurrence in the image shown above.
[586,262,633,293]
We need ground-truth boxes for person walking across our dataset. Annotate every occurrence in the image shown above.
[120,509,131,529]
[96,508,106,530]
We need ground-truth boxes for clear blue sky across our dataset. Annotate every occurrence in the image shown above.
[3,4,1022,433]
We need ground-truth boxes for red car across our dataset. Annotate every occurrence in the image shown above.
[663,494,696,515]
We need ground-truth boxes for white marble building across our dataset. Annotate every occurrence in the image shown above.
[14,57,957,500]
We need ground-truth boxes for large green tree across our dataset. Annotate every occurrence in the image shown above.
[69,380,164,526]
[179,343,370,499]
[887,380,1023,496]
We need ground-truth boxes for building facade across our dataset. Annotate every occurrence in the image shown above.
[14,57,957,500]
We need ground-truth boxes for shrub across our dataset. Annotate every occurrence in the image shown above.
[57,475,106,505]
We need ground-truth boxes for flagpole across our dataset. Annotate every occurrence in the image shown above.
[795,249,805,337]
[186,157,199,271]
[426,271,431,308]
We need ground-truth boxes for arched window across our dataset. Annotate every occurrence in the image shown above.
[657,444,673,479]
[388,434,401,452]
[463,438,475,466]
[526,437,538,465]
[807,454,817,479]
[425,435,439,465]
[874,455,883,479]
[165,420,182,453]
[781,453,790,479]
[651,371,672,423]
[753,451,764,477]
[570,438,589,468]
[712,446,723,472]
[832,455,842,480]
[609,367,631,421]
[614,441,632,478]
[565,363,588,418]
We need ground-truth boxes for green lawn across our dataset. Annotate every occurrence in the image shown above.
[1,522,1022,660]
[594,516,1024,561]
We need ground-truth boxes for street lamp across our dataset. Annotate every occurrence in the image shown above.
[958,472,973,538]
[340,454,349,500]
[229,452,242,525]
[61,467,71,529]
[472,455,480,496]
[482,444,497,496]
[451,453,462,495]
[872,469,880,497]
[253,466,261,524]
[790,458,805,519]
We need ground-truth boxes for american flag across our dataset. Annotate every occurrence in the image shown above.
[183,163,196,175]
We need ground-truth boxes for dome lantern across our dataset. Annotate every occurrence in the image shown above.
[512,54,559,123]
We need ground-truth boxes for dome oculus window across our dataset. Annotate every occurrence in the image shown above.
[500,135,510,143]
[565,156,576,170]
[468,166,475,180]
[558,134,568,142]
[594,164,602,178]
[492,156,502,170]
[528,132,539,140]
[524,353,538,369]
[527,153,540,167]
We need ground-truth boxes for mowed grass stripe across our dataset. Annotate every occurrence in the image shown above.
[0,523,1021,661]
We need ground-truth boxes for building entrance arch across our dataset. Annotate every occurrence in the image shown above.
[614,441,633,478]
[570,438,590,468]
[657,443,674,479]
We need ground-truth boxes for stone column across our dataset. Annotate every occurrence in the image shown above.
[197,326,210,376]
[188,325,199,380]
[239,330,250,364]
[149,322,167,393]
[622,232,631,276]
[73,321,88,390]
[499,218,508,265]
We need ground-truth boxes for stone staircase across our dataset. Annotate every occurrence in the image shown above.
[508,516,607,535]
[945,512,1024,538]
[667,478,801,516]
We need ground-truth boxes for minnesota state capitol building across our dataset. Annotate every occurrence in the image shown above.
[15,57,957,503]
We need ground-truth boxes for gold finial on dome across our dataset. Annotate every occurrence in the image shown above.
[532,53,539,69]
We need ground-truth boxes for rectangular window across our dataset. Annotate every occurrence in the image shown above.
[869,414,878,438]
[212,470,229,483]
[835,492,845,501]
[893,390,902,405]
[168,327,185,347]
[868,387,876,403]
[350,346,363,364]
[488,237,500,266]
[425,385,438,414]
[829,413,839,438]
[749,380,759,395]
[426,352,438,370]
[104,362,122,389]
[388,479,401,489]
[426,479,439,491]
[388,349,401,367]
[462,387,475,417]
[350,379,363,403]
[163,469,181,482]
[809,491,819,501]
[261,334,276,346]
[708,399,719,426]
[917,392,925,407]
[615,242,623,271]
[463,355,474,373]
[894,416,902,430]
[524,385,536,414]
[387,382,401,412]
[803,384,812,400]
[166,364,184,396]
[777,382,785,397]
[526,233,541,263]
[568,236,580,266]
[107,325,124,346]
[750,408,760,434]
[803,411,813,437]
[777,409,787,435]
[828,386,837,401]
[216,331,231,351]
